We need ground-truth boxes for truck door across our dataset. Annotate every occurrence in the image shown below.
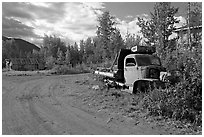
[124,57,140,86]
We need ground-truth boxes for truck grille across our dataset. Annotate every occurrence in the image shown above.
[149,68,160,79]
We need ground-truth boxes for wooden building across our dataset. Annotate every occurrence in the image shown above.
[174,25,202,50]
[10,58,45,71]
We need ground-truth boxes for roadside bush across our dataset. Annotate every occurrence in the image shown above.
[92,59,114,69]
[102,59,113,68]
[52,65,71,74]
[45,56,56,69]
[74,63,90,73]
[139,42,202,127]
[52,64,90,75]
[140,85,201,126]
[141,50,201,127]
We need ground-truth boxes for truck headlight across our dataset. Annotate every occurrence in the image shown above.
[160,72,170,82]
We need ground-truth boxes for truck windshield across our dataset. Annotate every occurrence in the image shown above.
[135,55,161,66]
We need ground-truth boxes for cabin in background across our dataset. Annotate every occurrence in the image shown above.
[10,58,45,71]
[174,25,202,50]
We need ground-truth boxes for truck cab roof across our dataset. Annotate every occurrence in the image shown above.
[117,47,156,70]
[125,54,161,66]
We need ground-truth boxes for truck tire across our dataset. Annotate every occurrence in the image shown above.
[133,81,144,94]
[133,81,150,94]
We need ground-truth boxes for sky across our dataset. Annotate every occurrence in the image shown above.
[2,1,190,47]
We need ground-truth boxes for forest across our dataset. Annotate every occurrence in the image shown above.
[2,2,202,128]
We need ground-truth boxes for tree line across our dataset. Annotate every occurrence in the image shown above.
[33,11,141,68]
[2,2,201,76]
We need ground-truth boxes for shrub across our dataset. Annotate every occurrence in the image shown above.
[45,56,56,69]
[139,81,202,126]
[143,41,202,127]
[52,64,90,75]
[74,63,90,73]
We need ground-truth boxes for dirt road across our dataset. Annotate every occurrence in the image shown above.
[2,73,194,135]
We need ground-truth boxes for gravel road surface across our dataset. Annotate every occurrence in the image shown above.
[2,73,197,135]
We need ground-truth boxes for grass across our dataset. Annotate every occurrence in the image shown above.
[87,74,202,134]
[51,64,90,75]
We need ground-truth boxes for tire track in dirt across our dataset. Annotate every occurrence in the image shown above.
[3,75,146,134]
[3,75,114,135]
[36,77,144,135]
[30,79,118,134]
[24,75,141,134]
[28,76,146,134]
[3,76,70,134]
[2,79,53,134]
[26,85,58,135]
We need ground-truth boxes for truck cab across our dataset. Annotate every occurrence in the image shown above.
[113,46,167,93]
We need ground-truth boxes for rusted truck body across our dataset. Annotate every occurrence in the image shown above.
[95,46,168,94]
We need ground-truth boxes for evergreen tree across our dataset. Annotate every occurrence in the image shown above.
[65,48,71,65]
[84,37,94,64]
[137,18,157,46]
[79,40,85,63]
[57,47,64,64]
[137,2,179,59]
[189,2,202,27]
[110,29,125,59]
[97,11,116,60]
[93,37,103,64]
[43,35,66,59]
[69,42,80,66]
[125,33,142,49]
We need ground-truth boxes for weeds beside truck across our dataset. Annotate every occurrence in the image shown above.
[95,46,169,94]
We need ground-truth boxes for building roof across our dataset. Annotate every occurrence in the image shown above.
[174,25,202,33]
[11,58,41,65]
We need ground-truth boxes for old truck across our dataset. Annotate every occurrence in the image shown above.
[95,45,168,94]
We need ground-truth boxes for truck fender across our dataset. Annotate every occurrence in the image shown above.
[132,79,158,94]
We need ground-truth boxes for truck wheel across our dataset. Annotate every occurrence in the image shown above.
[133,81,149,94]
[133,82,143,94]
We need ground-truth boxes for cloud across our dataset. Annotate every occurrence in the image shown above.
[116,14,187,41]
[115,13,153,40]
[115,16,144,40]
[2,2,105,46]
[83,2,105,10]
[2,2,69,24]
[125,15,134,20]
[2,3,34,20]
[2,2,186,46]
[174,16,186,28]
[2,17,40,39]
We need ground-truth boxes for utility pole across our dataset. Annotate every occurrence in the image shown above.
[187,2,191,49]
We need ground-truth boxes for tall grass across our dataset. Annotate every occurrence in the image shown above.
[139,85,202,127]
[52,63,90,75]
